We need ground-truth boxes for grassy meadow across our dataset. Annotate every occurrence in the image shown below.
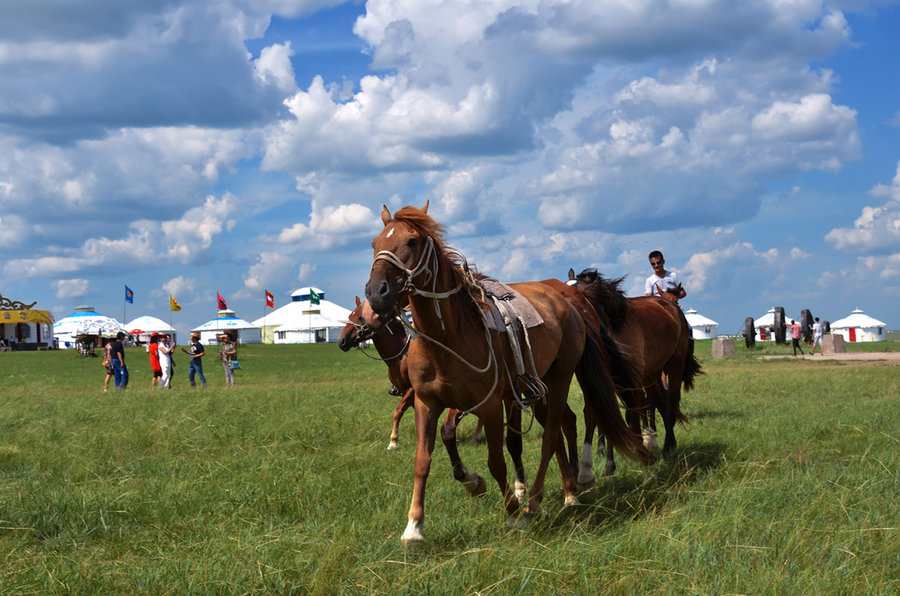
[1,339,898,594]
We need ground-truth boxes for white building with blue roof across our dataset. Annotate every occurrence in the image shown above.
[192,309,261,345]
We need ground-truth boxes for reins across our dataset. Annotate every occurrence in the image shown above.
[373,237,501,418]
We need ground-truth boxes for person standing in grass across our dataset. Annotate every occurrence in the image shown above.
[148,333,162,389]
[110,332,129,390]
[102,337,114,392]
[183,332,207,388]
[159,334,174,389]
[790,320,805,356]
[219,331,237,388]
[810,317,825,355]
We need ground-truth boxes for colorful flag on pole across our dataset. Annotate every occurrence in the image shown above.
[309,288,321,306]
[125,285,134,304]
[170,295,181,312]
[217,293,227,310]
[265,290,274,309]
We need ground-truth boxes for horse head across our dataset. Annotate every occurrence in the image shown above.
[365,200,451,315]
[337,296,367,351]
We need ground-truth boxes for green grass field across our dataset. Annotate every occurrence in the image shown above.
[1,340,898,593]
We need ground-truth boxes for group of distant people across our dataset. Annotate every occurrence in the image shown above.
[789,317,826,357]
[101,330,238,391]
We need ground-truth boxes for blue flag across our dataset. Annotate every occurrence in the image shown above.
[125,285,134,304]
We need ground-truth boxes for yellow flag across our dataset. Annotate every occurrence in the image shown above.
[170,295,182,312]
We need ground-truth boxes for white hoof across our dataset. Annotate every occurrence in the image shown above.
[577,462,596,487]
[564,494,580,507]
[400,520,424,545]
[387,440,400,451]
[514,480,528,505]
[643,429,660,451]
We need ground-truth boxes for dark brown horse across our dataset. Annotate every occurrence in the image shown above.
[365,203,647,544]
[337,297,487,499]
[569,268,702,481]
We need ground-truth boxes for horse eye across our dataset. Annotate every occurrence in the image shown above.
[408,237,419,249]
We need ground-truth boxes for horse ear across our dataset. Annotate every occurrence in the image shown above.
[355,296,361,307]
[381,204,392,226]
[568,268,575,280]
[422,199,429,214]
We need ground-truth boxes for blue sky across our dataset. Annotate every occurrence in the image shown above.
[2,0,899,338]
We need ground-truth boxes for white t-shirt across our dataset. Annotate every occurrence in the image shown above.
[813,322,824,338]
[645,270,682,296]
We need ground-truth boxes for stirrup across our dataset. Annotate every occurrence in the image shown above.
[515,374,547,407]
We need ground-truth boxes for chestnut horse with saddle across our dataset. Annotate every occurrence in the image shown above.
[365,203,648,544]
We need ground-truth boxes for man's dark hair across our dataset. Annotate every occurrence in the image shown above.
[116,332,125,339]
[649,250,664,261]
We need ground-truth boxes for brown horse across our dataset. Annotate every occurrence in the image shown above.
[569,268,701,482]
[337,297,487,498]
[365,203,646,544]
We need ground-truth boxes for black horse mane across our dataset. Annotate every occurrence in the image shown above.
[575,268,630,332]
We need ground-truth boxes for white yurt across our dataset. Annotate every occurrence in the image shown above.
[753,307,788,341]
[252,286,351,344]
[126,315,176,344]
[684,308,719,339]
[192,310,261,345]
[274,314,347,344]
[830,308,886,343]
[53,306,128,348]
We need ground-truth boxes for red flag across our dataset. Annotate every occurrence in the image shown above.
[217,293,227,310]
[265,290,274,309]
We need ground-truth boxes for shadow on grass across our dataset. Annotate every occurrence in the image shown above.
[538,440,730,532]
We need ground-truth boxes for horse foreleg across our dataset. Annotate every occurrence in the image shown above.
[401,396,440,546]
[481,404,518,525]
[504,404,528,506]
[388,389,414,450]
[577,405,597,488]
[642,387,660,451]
[441,409,485,497]
[469,418,485,444]
[528,393,579,514]
[659,376,681,460]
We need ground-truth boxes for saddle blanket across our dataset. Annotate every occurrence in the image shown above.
[477,279,544,331]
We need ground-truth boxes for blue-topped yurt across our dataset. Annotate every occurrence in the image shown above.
[192,310,261,345]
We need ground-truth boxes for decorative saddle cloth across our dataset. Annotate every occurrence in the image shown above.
[477,279,544,331]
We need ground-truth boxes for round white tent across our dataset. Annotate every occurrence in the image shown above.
[753,307,787,341]
[830,308,886,343]
[53,306,128,348]
[252,286,351,344]
[684,308,719,339]
[126,315,176,344]
[192,310,261,345]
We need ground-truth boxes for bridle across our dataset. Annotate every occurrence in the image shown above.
[370,233,501,418]
[348,314,411,362]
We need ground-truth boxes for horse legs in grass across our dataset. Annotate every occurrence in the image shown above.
[388,389,415,450]
[440,409,486,497]
[401,396,440,545]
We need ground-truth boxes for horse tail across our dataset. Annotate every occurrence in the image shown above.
[578,320,653,464]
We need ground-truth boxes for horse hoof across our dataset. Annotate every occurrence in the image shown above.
[387,441,399,451]
[507,512,533,529]
[463,475,486,497]
[401,521,424,545]
[577,480,598,493]
[514,480,528,505]
[564,495,580,507]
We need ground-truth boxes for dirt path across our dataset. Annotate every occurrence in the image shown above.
[760,351,900,365]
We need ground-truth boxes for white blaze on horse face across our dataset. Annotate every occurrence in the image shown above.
[386,226,395,238]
